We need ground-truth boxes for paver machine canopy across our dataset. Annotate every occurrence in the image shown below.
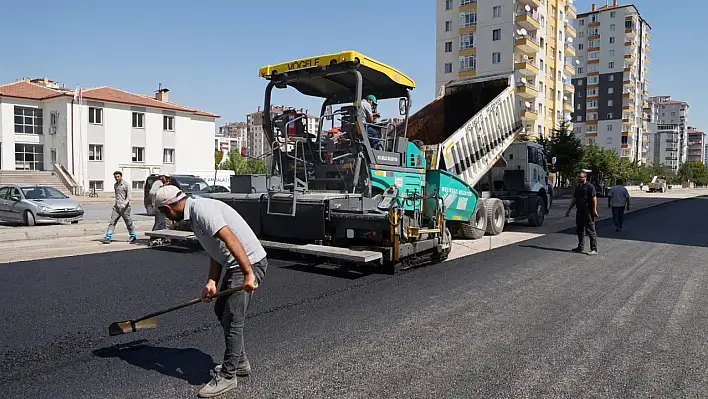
[258,50,418,196]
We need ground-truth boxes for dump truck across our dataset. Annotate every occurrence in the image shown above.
[146,50,550,273]
[646,176,667,193]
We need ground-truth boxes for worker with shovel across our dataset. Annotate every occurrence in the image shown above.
[155,185,268,398]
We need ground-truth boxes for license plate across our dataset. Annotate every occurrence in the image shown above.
[61,219,73,223]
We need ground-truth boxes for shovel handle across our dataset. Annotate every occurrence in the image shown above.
[133,285,247,323]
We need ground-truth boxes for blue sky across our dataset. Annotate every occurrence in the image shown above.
[0,0,703,130]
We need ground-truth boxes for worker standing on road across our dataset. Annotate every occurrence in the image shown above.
[565,171,599,255]
[608,179,630,232]
[103,171,137,244]
[148,173,170,245]
[155,185,268,398]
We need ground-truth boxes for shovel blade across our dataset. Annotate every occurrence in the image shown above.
[108,318,157,336]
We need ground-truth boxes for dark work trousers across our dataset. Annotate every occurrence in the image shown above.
[213,258,268,379]
[611,206,625,229]
[576,211,598,251]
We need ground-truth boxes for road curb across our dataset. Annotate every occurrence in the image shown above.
[0,220,154,242]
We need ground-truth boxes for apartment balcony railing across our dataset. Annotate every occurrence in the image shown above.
[515,35,541,54]
[565,2,577,19]
[521,106,539,119]
[516,10,541,31]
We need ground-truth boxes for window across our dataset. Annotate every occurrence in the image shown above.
[589,39,600,48]
[625,20,633,29]
[621,136,628,144]
[132,112,144,128]
[578,31,584,38]
[445,21,452,31]
[132,181,144,190]
[577,103,582,110]
[163,148,175,163]
[578,43,584,50]
[460,32,475,49]
[132,146,145,162]
[610,11,616,18]
[445,0,452,10]
[607,125,613,131]
[587,100,598,108]
[576,115,582,122]
[607,112,613,119]
[590,14,597,23]
[671,111,676,116]
[608,87,614,94]
[609,37,615,44]
[610,24,616,31]
[444,63,453,73]
[14,106,43,134]
[461,0,475,4]
[493,5,501,18]
[460,54,476,70]
[588,51,599,59]
[14,144,44,170]
[89,181,104,191]
[577,67,584,73]
[493,29,501,41]
[588,28,599,36]
[163,115,174,131]
[577,80,584,86]
[587,88,598,97]
[89,107,102,124]
[579,19,585,26]
[588,76,599,84]
[460,10,476,27]
[587,64,598,73]
[88,144,103,161]
[492,52,501,64]
[609,49,615,56]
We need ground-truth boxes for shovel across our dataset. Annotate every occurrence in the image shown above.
[108,285,252,336]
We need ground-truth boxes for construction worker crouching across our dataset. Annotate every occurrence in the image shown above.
[155,185,268,398]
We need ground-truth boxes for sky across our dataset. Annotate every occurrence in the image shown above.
[0,0,704,131]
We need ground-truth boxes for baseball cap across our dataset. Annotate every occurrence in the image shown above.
[155,185,187,207]
[158,172,171,177]
[365,94,377,104]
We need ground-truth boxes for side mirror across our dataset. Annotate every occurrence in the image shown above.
[399,98,408,116]
[10,196,20,202]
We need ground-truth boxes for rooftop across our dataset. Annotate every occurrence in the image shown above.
[0,78,219,118]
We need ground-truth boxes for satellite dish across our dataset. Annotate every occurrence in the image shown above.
[563,96,568,100]
[517,29,523,35]
[524,101,531,108]
[525,4,531,11]
[520,28,528,35]
[576,59,580,65]
[567,37,574,43]
[520,77,527,84]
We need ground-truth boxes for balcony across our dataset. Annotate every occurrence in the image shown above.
[563,82,574,93]
[516,11,541,31]
[517,82,539,99]
[565,43,576,57]
[645,31,651,41]
[565,22,576,38]
[515,35,540,54]
[564,101,573,112]
[515,60,540,77]
[521,106,539,120]
[623,91,635,100]
[564,64,575,76]
[565,3,577,19]
[624,52,636,62]
[517,0,542,9]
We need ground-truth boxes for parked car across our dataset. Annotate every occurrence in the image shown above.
[0,184,84,226]
[143,174,229,213]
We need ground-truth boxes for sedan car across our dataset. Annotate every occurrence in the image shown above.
[0,184,84,226]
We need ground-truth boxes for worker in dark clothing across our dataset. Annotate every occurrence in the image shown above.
[565,171,599,255]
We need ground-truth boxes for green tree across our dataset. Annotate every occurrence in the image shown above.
[678,161,708,185]
[581,144,619,186]
[219,150,268,175]
[539,121,584,187]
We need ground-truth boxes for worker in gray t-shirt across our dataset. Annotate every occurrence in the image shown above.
[155,184,267,398]
[103,170,137,244]
[608,179,630,232]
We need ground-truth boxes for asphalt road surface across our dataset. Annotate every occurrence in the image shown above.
[2,195,707,398]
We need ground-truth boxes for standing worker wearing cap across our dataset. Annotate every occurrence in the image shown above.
[103,170,137,244]
[148,173,170,245]
[155,185,268,398]
[361,94,381,149]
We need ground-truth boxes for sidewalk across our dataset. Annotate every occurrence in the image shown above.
[0,220,154,242]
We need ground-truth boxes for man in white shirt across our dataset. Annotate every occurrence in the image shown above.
[608,179,630,232]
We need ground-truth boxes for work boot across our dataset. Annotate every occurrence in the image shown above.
[213,358,251,377]
[102,235,112,244]
[128,235,137,244]
[571,247,584,253]
[588,250,598,256]
[198,373,237,398]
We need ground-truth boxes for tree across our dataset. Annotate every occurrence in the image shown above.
[678,161,708,185]
[581,144,619,186]
[539,121,584,187]
[219,150,268,175]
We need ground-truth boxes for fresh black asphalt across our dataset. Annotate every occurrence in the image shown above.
[1,196,708,398]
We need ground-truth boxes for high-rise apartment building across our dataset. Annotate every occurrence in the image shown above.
[687,127,704,164]
[436,0,578,138]
[571,2,650,163]
[646,96,689,164]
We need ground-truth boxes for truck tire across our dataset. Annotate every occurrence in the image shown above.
[528,195,546,227]
[459,202,487,240]
[484,199,505,236]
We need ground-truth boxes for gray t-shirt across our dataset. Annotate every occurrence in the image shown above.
[609,185,630,207]
[149,180,164,206]
[185,197,266,269]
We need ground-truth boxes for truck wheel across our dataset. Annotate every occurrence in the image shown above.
[459,203,487,240]
[484,199,504,236]
[528,195,546,227]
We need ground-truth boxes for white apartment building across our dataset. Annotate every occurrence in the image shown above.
[0,78,218,192]
[647,96,689,164]
[645,123,680,171]
[436,0,578,138]
[571,2,651,163]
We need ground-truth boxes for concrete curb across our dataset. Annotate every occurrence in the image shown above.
[0,220,155,242]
